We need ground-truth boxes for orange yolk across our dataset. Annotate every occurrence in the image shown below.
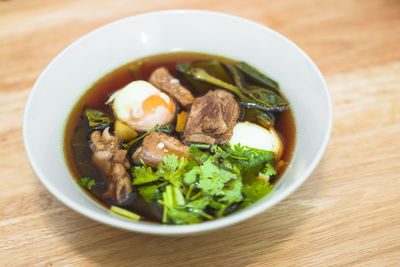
[141,94,174,115]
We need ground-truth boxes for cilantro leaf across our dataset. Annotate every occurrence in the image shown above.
[131,165,160,185]
[133,142,278,225]
[242,179,274,202]
[167,197,215,225]
[223,143,275,180]
[261,163,277,176]
[167,208,203,225]
[77,177,96,190]
[137,184,161,202]
[156,154,188,187]
[219,176,243,203]
[189,145,208,162]
[184,159,236,197]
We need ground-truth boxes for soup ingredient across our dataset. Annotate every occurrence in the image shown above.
[131,143,276,224]
[241,179,274,202]
[114,120,138,141]
[212,143,275,181]
[183,90,240,145]
[90,127,132,203]
[107,80,175,132]
[235,61,279,91]
[229,122,283,160]
[177,59,233,94]
[120,124,173,151]
[149,67,194,109]
[175,111,187,132]
[84,107,112,128]
[275,160,286,172]
[132,132,190,168]
[77,177,96,190]
[223,63,288,111]
[110,206,141,221]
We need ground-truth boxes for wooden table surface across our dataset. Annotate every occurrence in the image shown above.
[1,0,400,266]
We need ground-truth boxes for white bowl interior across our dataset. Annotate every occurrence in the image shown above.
[23,10,332,235]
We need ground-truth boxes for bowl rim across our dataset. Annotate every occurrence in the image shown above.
[23,9,332,235]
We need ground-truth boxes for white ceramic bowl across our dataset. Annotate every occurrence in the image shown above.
[23,10,332,235]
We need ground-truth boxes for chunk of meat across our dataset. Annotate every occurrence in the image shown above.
[90,127,132,203]
[149,67,194,109]
[132,132,190,168]
[183,90,240,145]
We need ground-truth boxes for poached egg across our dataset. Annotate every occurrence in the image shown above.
[107,80,175,131]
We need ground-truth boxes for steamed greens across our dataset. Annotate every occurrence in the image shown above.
[131,144,277,225]
[83,107,112,128]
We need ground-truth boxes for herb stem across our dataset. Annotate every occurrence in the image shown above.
[186,184,195,201]
[123,124,159,150]
[191,191,202,201]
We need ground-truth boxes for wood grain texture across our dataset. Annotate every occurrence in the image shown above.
[1,0,400,266]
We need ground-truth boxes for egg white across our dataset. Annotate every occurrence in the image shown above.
[229,121,283,159]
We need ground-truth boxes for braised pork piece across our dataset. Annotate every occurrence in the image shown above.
[132,132,190,168]
[149,67,194,109]
[90,127,132,203]
[183,90,240,145]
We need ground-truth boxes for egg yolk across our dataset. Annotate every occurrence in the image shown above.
[142,94,174,114]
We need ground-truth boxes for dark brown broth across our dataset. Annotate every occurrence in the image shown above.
[64,52,296,222]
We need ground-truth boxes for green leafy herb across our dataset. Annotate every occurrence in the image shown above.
[184,159,236,197]
[131,166,160,185]
[262,163,277,177]
[219,177,243,203]
[137,184,161,202]
[215,143,275,181]
[242,179,274,202]
[156,154,189,188]
[77,177,96,190]
[166,207,203,225]
[131,143,277,225]
[83,107,112,128]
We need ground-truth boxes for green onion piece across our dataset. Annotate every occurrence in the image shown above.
[165,185,175,207]
[110,206,141,221]
[190,144,212,149]
[173,186,186,206]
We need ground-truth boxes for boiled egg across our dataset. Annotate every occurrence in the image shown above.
[107,80,175,131]
[229,121,283,160]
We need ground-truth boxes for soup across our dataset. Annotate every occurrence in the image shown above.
[65,52,296,224]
